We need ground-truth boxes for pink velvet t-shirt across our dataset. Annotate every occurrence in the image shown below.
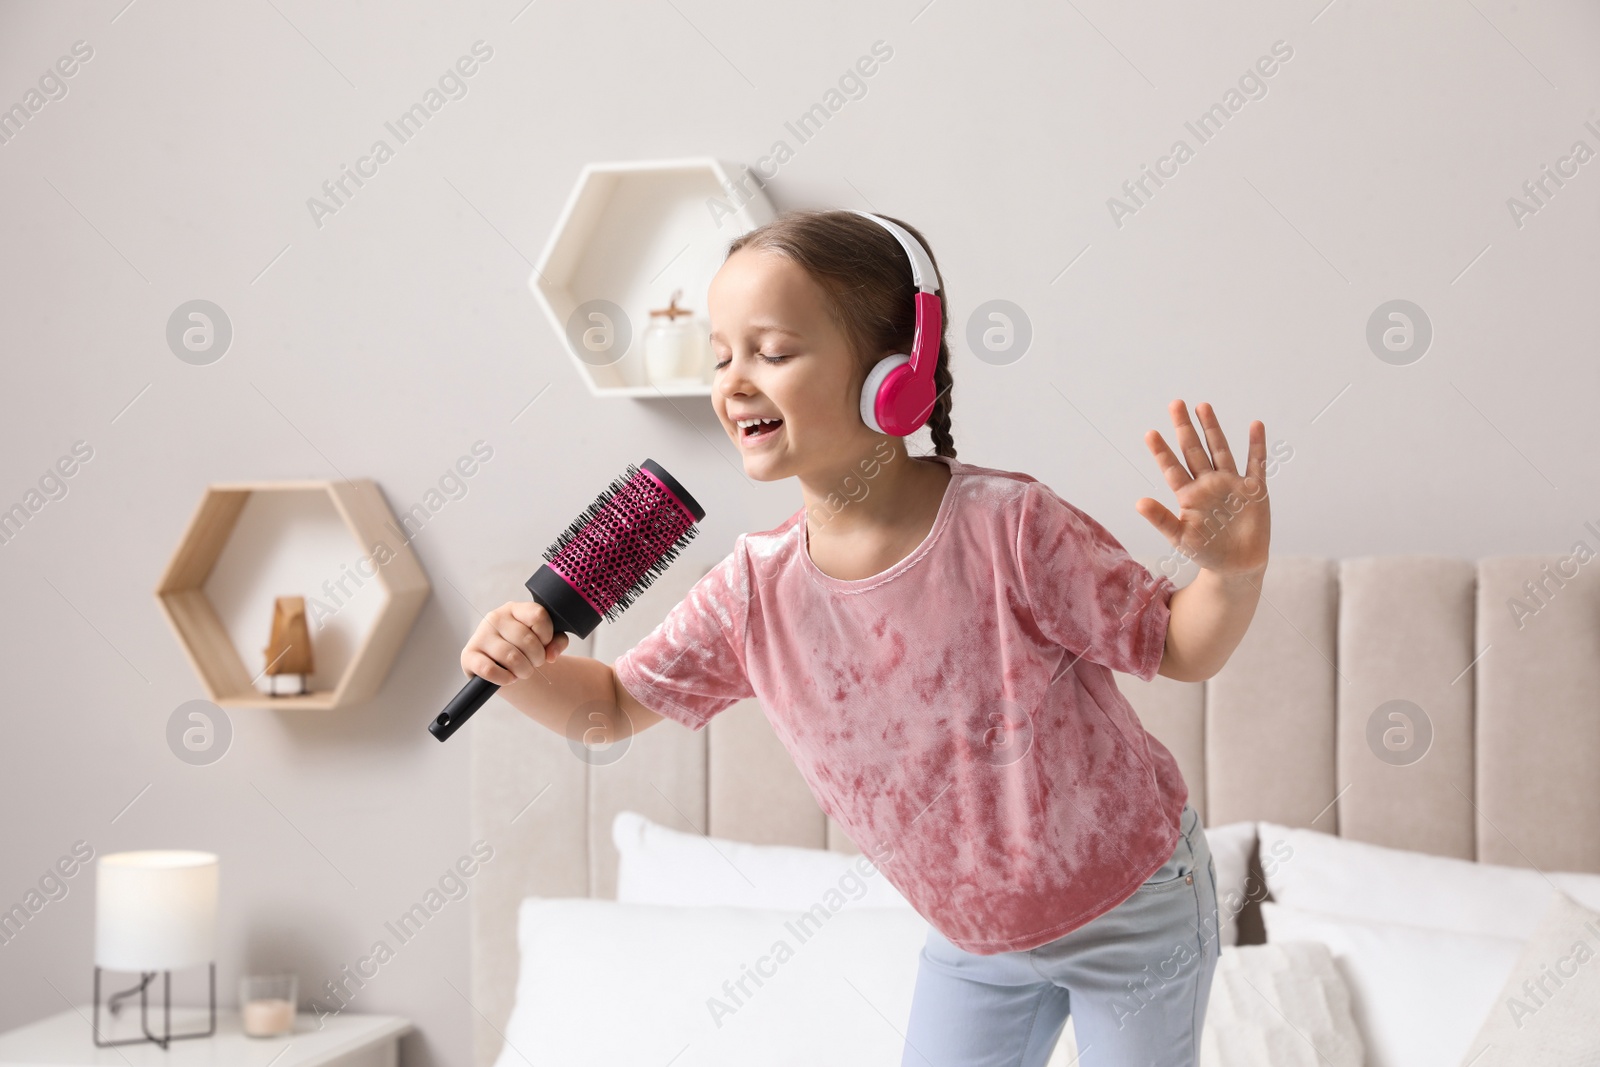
[612,454,1187,955]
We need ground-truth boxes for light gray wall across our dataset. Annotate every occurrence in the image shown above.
[2,0,1596,1061]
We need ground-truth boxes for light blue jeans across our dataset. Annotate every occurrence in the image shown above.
[900,801,1221,1067]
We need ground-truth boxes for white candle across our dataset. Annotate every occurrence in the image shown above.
[242,997,295,1037]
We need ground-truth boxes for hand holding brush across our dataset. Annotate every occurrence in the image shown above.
[429,458,705,741]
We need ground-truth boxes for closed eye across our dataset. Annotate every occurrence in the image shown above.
[713,353,793,370]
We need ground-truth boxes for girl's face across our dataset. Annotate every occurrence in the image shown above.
[707,246,881,480]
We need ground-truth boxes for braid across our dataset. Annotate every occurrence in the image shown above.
[928,338,956,458]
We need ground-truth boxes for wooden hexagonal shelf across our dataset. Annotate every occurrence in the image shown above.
[155,479,430,710]
[529,156,776,398]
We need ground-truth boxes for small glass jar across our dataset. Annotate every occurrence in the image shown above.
[240,973,297,1037]
[643,289,712,387]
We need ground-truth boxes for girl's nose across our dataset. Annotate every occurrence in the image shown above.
[716,360,759,400]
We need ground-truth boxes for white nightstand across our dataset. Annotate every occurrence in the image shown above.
[0,1006,410,1066]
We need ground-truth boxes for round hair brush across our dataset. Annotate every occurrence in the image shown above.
[429,458,706,741]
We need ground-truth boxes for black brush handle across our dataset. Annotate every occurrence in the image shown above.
[429,673,499,741]
[430,572,590,742]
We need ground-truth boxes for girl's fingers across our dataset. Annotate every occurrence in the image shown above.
[484,632,540,680]
[1146,430,1197,492]
[493,616,545,673]
[1135,497,1185,546]
[1248,420,1268,484]
[1170,399,1215,477]
[1196,402,1238,476]
[465,648,518,686]
[505,600,555,647]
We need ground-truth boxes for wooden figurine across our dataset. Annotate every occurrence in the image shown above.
[263,595,314,696]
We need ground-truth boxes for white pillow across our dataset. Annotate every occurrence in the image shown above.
[493,896,930,1067]
[1201,941,1365,1067]
[1203,821,1257,948]
[1257,820,1600,940]
[1261,901,1524,1067]
[613,809,912,910]
[1459,888,1600,1066]
[490,896,1378,1067]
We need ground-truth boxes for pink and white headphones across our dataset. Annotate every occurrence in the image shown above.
[848,210,944,437]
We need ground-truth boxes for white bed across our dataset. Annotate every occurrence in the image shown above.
[465,552,1600,1066]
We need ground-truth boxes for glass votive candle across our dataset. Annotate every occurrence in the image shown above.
[240,973,297,1037]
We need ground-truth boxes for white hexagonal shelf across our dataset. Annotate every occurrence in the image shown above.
[529,157,776,397]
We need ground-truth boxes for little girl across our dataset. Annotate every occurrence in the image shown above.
[462,209,1271,1067]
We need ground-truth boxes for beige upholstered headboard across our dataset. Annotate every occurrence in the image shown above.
[466,552,1600,1067]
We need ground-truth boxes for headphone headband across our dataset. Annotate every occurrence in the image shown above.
[847,210,942,295]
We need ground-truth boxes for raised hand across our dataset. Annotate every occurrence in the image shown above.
[1135,400,1270,577]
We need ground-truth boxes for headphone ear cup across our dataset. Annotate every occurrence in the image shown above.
[859,354,911,434]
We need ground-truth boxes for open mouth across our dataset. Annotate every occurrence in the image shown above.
[739,419,783,446]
